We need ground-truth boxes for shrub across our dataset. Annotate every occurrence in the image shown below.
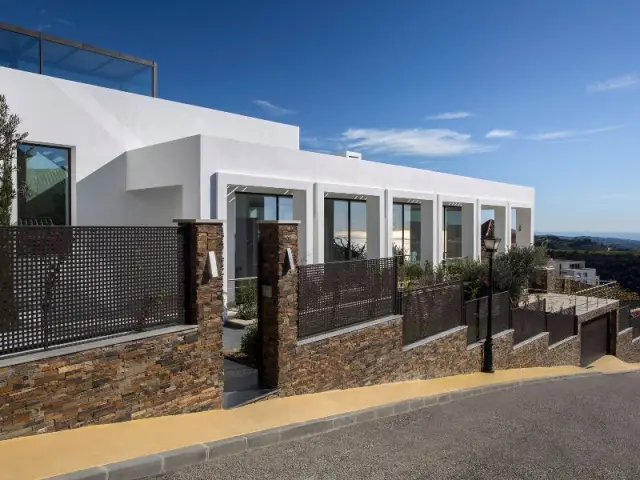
[236,279,257,320]
[240,323,259,367]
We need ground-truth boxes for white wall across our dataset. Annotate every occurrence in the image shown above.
[200,136,534,212]
[1,66,299,224]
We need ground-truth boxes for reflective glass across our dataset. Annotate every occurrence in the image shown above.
[409,204,421,262]
[17,143,70,225]
[392,204,404,256]
[278,196,293,220]
[42,40,153,95]
[349,201,367,259]
[0,29,40,73]
[444,206,463,259]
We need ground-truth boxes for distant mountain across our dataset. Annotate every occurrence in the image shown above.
[535,234,640,251]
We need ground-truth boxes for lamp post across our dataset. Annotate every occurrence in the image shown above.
[482,235,502,374]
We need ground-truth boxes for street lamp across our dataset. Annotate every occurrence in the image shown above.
[482,235,502,373]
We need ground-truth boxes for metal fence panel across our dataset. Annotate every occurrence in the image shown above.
[512,299,546,345]
[297,257,396,339]
[618,305,631,332]
[0,226,184,355]
[547,306,577,344]
[465,291,511,344]
[401,281,463,345]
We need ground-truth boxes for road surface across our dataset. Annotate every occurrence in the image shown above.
[151,372,640,479]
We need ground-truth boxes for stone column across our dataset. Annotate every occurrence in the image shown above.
[175,219,225,409]
[257,220,299,390]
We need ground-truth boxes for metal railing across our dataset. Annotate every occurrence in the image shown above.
[571,281,618,311]
[297,257,397,339]
[0,226,184,355]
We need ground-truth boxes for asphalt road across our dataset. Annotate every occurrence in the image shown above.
[151,373,640,479]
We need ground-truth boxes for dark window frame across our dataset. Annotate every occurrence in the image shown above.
[17,142,72,226]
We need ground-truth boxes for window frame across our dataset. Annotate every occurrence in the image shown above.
[17,142,72,226]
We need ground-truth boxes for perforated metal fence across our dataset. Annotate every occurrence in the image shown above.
[297,257,397,339]
[0,226,184,355]
[546,305,577,344]
[400,281,464,346]
[465,291,511,344]
[511,299,547,345]
[618,305,631,332]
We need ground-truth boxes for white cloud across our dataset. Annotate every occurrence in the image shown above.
[252,99,296,116]
[587,74,640,92]
[527,125,622,141]
[341,128,494,157]
[485,129,517,138]
[425,112,475,120]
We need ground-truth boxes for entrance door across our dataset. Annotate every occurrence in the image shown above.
[580,315,608,366]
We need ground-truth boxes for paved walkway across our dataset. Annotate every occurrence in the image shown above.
[154,372,640,479]
[0,365,592,480]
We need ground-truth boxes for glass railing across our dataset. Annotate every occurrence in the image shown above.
[0,22,156,96]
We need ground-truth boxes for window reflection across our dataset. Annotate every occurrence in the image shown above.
[234,193,293,278]
[0,29,40,73]
[325,198,367,261]
[443,205,463,259]
[17,143,71,225]
[42,40,153,96]
[393,203,421,262]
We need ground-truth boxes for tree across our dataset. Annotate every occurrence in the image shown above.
[0,94,28,225]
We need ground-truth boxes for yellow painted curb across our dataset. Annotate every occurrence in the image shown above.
[0,366,592,480]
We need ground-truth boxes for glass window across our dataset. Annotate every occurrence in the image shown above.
[393,203,421,262]
[278,196,293,220]
[234,193,293,278]
[17,143,71,225]
[408,204,421,262]
[324,198,367,262]
[444,206,463,259]
[0,29,40,73]
[392,204,404,257]
[42,40,153,95]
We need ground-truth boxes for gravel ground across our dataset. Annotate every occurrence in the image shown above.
[151,373,640,479]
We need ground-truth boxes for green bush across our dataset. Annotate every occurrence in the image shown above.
[240,323,259,367]
[236,279,257,320]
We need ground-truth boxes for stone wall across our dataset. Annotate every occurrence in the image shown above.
[0,220,224,440]
[616,329,640,363]
[259,222,583,399]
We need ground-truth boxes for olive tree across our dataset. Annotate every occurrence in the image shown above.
[0,94,28,225]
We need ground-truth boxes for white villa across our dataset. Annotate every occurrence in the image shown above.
[0,22,534,299]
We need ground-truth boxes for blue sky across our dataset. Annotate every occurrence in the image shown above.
[3,0,640,234]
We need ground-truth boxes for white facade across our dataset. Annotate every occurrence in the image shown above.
[549,259,600,285]
[2,65,535,300]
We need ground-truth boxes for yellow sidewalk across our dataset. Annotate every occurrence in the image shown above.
[0,365,598,480]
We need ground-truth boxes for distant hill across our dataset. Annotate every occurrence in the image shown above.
[535,234,640,251]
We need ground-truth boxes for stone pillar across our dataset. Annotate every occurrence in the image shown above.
[176,219,225,409]
[257,220,299,390]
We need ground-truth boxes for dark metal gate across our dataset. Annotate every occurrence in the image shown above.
[580,314,608,366]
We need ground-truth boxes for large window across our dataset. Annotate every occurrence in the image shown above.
[17,143,71,225]
[324,198,367,262]
[443,205,463,259]
[234,193,292,278]
[392,203,421,262]
[0,23,155,96]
